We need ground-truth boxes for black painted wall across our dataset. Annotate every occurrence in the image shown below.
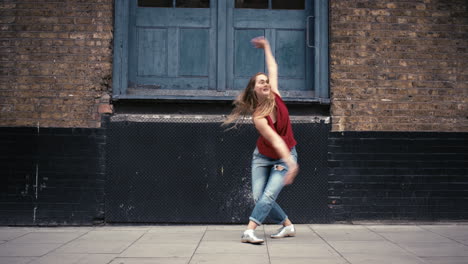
[329,132,468,221]
[2,122,468,225]
[0,125,107,225]
[106,116,331,224]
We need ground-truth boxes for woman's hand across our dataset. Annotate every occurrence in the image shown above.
[284,160,299,186]
[251,36,269,49]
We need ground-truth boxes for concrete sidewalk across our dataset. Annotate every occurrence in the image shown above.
[0,224,467,264]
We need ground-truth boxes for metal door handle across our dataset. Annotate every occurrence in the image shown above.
[306,16,314,48]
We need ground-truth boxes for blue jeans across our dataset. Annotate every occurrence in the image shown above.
[249,147,298,225]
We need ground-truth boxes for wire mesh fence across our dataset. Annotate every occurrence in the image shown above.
[106,114,330,223]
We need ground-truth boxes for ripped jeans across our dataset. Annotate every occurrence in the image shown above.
[249,147,298,226]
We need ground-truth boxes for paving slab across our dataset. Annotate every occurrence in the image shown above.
[0,257,36,264]
[76,230,145,242]
[196,241,267,254]
[95,226,153,231]
[120,243,198,258]
[328,240,409,254]
[206,225,251,231]
[265,231,324,244]
[9,232,85,244]
[267,243,340,258]
[419,225,468,240]
[0,243,61,257]
[270,256,348,264]
[28,253,117,264]
[110,257,189,264]
[189,253,269,264]
[313,229,386,241]
[203,230,244,241]
[138,232,203,244]
[341,253,427,264]
[378,231,455,243]
[365,225,425,233]
[399,242,468,257]
[420,256,468,264]
[147,226,207,233]
[0,230,31,241]
[310,224,367,231]
[0,224,467,263]
[24,227,94,233]
[54,240,133,254]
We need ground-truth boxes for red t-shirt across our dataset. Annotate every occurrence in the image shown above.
[256,93,297,159]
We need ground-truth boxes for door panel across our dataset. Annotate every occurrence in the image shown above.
[235,0,305,10]
[234,29,265,77]
[276,30,306,79]
[233,10,305,29]
[137,28,167,77]
[129,2,216,93]
[136,8,210,27]
[228,1,314,96]
[179,28,210,77]
[131,77,209,91]
[126,0,316,99]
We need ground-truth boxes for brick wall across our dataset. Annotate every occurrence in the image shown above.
[0,0,114,128]
[330,0,467,132]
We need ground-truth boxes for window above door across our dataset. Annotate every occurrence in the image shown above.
[113,0,329,103]
[235,0,304,9]
[138,0,210,8]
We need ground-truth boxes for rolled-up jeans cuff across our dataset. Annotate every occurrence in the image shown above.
[249,217,262,226]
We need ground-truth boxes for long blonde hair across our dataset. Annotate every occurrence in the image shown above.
[222,72,276,128]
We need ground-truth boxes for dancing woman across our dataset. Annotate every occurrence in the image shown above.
[223,36,299,244]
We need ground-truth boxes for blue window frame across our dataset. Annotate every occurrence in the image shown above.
[113,0,329,103]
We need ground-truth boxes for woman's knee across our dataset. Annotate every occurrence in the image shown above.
[258,190,277,204]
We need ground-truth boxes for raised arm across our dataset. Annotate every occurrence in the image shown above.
[251,37,280,96]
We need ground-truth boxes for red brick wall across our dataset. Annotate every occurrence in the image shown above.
[0,0,113,128]
[1,1,467,131]
[330,0,467,132]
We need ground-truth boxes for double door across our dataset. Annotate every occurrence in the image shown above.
[126,0,315,99]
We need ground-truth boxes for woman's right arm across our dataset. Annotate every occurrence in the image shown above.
[253,117,299,185]
[251,37,280,96]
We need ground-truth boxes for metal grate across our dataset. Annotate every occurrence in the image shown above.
[106,114,330,223]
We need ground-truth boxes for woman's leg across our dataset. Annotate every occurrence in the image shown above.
[269,149,298,238]
[265,164,296,238]
[249,163,288,225]
[249,162,270,227]
[242,152,270,244]
[250,169,290,226]
[269,148,298,225]
[267,202,289,224]
[247,220,258,230]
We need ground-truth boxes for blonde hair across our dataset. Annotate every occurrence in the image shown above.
[222,72,276,128]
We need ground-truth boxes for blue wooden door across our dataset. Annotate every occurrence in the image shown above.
[227,0,314,98]
[122,0,321,100]
[127,1,217,97]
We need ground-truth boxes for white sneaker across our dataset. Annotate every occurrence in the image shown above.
[270,224,296,238]
[241,230,264,244]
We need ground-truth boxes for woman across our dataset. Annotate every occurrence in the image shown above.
[223,36,299,244]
